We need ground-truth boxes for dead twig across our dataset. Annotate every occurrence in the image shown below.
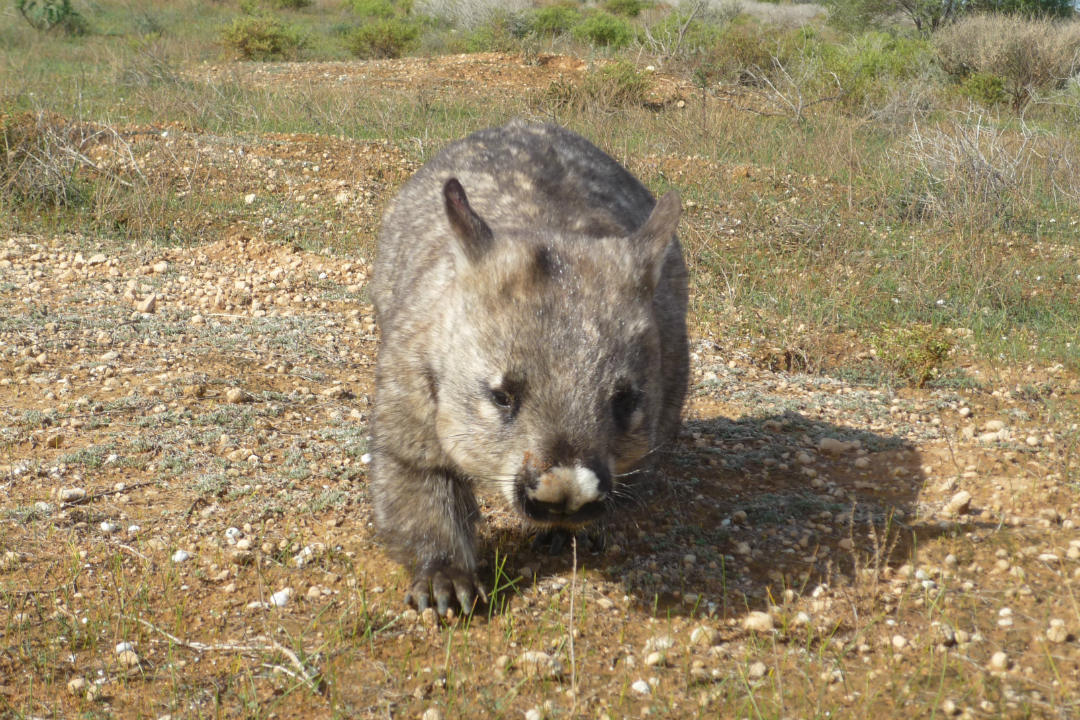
[126,616,327,695]
[60,481,154,509]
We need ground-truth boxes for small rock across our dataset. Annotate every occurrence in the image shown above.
[690,626,716,646]
[88,253,107,265]
[644,651,665,667]
[135,294,157,313]
[944,490,972,516]
[892,634,908,651]
[100,521,117,534]
[57,487,86,503]
[519,650,564,679]
[958,407,971,418]
[818,437,852,454]
[117,649,140,667]
[45,433,63,449]
[941,699,960,716]
[747,661,768,680]
[983,419,1006,432]
[244,193,257,205]
[225,387,247,403]
[644,635,675,654]
[189,314,205,326]
[631,679,651,695]
[742,611,774,633]
[269,588,293,607]
[989,651,1009,671]
[307,585,323,601]
[171,550,191,563]
[152,260,168,274]
[421,708,443,720]
[1047,619,1069,643]
[67,677,87,695]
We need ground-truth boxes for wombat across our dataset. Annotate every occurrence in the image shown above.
[371,120,688,615]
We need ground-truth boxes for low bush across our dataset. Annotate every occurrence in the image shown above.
[222,15,305,59]
[602,0,647,17]
[934,14,1080,111]
[571,11,635,48]
[530,3,581,36]
[15,0,87,35]
[870,324,953,387]
[347,17,421,57]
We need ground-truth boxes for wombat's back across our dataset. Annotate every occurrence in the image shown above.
[375,121,659,325]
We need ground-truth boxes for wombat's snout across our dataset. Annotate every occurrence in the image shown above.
[521,462,612,523]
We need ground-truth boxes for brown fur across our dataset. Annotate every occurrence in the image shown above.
[370,121,689,614]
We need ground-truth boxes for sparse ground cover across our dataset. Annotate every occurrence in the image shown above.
[2,1,1080,718]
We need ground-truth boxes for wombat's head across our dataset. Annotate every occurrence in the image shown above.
[432,178,681,528]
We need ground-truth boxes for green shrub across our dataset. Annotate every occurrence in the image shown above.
[819,31,935,107]
[960,71,1007,105]
[641,8,727,60]
[272,0,311,8]
[571,11,635,48]
[15,0,87,35]
[602,0,646,17]
[530,4,581,35]
[348,0,401,17]
[348,17,420,58]
[463,12,529,52]
[871,325,953,387]
[222,15,305,60]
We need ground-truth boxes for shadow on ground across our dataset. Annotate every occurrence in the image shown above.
[490,410,935,618]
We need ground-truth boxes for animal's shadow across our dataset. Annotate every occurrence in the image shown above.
[486,409,957,618]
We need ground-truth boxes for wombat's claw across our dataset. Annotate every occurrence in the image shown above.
[405,564,488,618]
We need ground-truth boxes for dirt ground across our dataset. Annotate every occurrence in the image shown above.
[3,54,1080,719]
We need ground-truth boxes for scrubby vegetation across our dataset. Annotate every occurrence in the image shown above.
[3,2,1080,719]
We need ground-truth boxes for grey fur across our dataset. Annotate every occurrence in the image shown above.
[371,120,688,614]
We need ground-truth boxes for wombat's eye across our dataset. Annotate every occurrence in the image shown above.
[612,387,641,432]
[490,388,514,410]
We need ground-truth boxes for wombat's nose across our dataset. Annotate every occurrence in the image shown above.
[527,463,610,514]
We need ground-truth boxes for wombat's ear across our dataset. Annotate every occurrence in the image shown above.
[443,178,494,264]
[630,189,681,291]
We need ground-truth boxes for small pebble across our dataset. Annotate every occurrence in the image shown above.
[269,588,293,607]
[67,677,87,695]
[742,611,773,633]
[57,487,86,503]
[421,708,443,720]
[989,651,1009,671]
[1047,619,1069,643]
[631,679,651,695]
[892,634,908,650]
[117,649,140,667]
[171,550,190,563]
[747,661,768,680]
[518,650,563,679]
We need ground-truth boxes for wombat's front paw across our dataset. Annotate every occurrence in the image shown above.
[405,561,489,617]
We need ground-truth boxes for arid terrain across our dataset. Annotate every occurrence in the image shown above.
[3,40,1080,720]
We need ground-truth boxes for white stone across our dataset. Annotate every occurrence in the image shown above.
[270,588,293,607]
[742,611,773,632]
[171,550,190,563]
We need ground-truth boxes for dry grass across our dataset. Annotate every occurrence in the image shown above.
[2,5,1080,716]
[934,14,1080,111]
